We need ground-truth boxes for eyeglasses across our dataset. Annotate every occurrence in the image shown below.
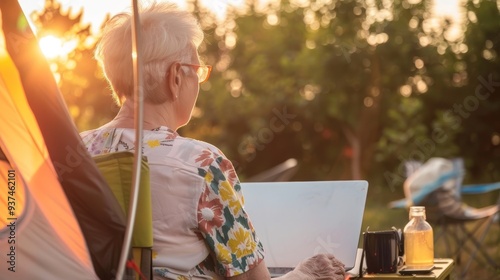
[180,63,213,84]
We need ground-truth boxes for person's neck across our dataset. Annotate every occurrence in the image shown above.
[107,99,178,130]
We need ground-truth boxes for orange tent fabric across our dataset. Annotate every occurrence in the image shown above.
[0,1,128,278]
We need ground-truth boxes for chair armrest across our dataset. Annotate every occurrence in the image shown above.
[461,182,500,195]
[388,198,408,209]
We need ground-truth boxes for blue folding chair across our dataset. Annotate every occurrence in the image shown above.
[388,158,500,278]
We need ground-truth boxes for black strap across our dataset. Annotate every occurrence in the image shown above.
[140,248,152,280]
[359,233,366,278]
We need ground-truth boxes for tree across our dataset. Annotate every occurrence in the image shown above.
[32,0,115,131]
[446,0,500,182]
[33,0,499,185]
[206,0,446,182]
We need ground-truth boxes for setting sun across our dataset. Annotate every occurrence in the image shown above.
[38,35,77,59]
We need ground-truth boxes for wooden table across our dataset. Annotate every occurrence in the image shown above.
[353,259,454,280]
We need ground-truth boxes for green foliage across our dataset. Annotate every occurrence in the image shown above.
[451,0,500,182]
[376,97,428,162]
[35,0,500,184]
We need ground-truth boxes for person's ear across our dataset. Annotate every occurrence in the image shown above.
[166,62,182,100]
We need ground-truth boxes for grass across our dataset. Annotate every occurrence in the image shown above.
[360,185,500,280]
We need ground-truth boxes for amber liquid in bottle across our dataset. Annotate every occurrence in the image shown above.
[404,206,434,269]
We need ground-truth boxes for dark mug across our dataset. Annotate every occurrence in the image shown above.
[363,229,402,274]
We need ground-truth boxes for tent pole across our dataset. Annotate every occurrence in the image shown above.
[116,0,144,279]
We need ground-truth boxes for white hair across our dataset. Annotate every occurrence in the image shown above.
[95,2,204,104]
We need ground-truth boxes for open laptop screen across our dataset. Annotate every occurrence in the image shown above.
[240,180,368,273]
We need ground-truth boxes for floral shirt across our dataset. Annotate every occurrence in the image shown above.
[80,126,265,279]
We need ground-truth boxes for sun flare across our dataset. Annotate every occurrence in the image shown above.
[38,35,78,60]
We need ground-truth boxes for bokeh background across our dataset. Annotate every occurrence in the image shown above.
[19,0,500,279]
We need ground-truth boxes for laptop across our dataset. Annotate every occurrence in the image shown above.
[240,180,368,275]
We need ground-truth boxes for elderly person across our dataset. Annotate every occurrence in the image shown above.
[80,3,345,280]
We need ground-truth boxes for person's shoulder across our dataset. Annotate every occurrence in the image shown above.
[180,137,221,153]
[171,134,232,170]
[79,128,100,140]
[80,127,115,141]
[79,128,97,138]
[176,136,225,159]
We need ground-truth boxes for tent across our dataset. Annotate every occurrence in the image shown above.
[0,0,143,278]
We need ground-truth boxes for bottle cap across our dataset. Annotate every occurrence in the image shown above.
[409,206,426,219]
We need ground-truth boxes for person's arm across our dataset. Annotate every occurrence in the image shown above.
[277,254,346,280]
[227,259,270,280]
[195,148,346,280]
[228,254,347,280]
[195,148,266,277]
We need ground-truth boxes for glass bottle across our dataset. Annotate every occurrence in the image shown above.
[403,206,434,269]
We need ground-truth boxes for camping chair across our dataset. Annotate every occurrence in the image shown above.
[388,158,500,278]
[94,151,153,280]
